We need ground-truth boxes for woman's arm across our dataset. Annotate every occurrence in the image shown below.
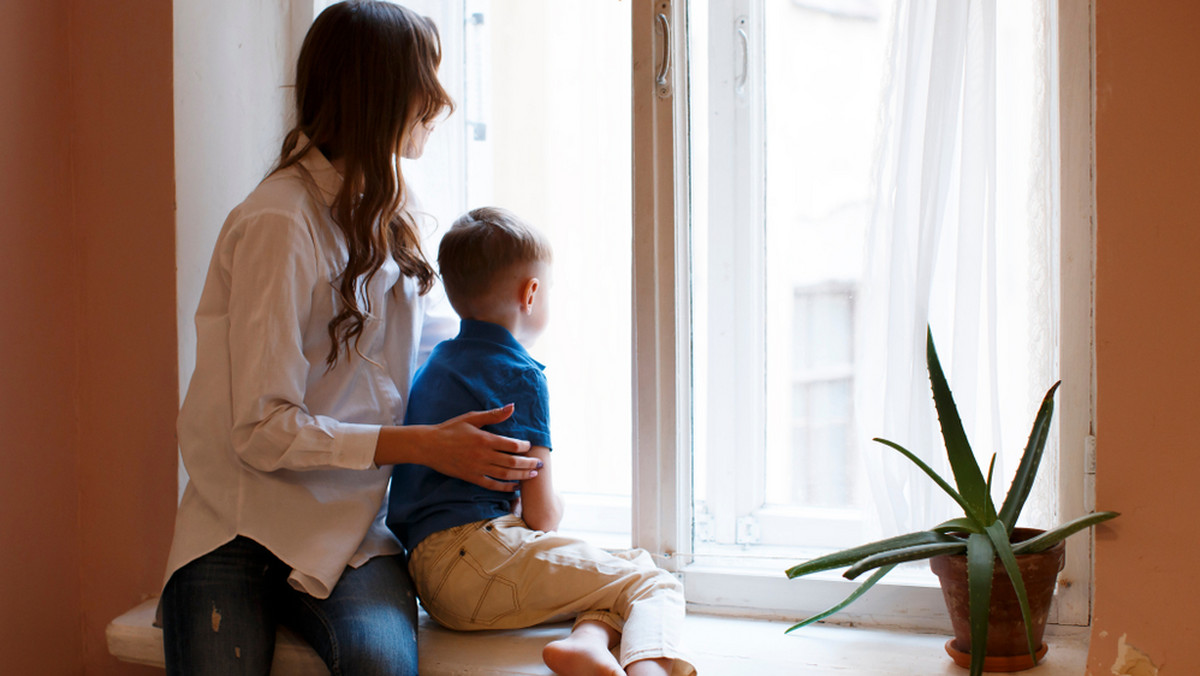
[221,212,539,483]
[516,446,562,532]
[223,211,384,473]
[375,404,541,491]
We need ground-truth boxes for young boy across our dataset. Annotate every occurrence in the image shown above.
[387,207,694,676]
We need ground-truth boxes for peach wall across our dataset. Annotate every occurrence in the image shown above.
[0,1,83,674]
[1088,1,1200,674]
[3,1,1198,674]
[0,1,177,674]
[71,2,178,674]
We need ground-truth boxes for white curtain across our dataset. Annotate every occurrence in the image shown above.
[856,0,1057,538]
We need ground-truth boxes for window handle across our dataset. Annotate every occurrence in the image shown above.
[656,11,672,98]
[736,18,749,98]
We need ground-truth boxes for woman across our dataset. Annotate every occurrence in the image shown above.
[160,3,540,674]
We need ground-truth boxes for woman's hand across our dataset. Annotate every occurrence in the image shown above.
[374,404,540,491]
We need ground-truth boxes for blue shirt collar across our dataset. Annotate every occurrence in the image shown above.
[456,319,530,355]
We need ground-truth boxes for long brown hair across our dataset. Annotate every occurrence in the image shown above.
[275,1,453,367]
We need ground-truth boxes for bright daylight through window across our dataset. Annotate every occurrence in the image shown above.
[395,0,635,549]
[386,0,1071,623]
[686,0,1069,622]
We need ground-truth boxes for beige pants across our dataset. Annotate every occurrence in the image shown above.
[409,514,696,674]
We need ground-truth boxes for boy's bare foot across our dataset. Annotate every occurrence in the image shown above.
[543,621,623,676]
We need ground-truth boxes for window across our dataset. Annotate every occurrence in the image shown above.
[393,0,635,549]
[174,0,1092,643]
[635,0,1093,626]
[360,0,1091,627]
[689,0,886,560]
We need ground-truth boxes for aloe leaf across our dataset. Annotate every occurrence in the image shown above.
[927,328,990,521]
[966,533,995,676]
[985,453,997,494]
[998,381,1061,534]
[934,517,981,535]
[784,565,897,634]
[984,521,1038,664]
[873,437,986,526]
[985,453,998,523]
[844,542,967,580]
[786,530,956,578]
[1012,511,1121,555]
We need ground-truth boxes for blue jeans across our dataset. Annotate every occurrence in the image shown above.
[161,536,418,676]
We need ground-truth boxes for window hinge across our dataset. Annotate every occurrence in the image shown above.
[736,516,760,545]
[695,509,715,543]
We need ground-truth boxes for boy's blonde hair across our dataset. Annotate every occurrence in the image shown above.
[438,207,552,308]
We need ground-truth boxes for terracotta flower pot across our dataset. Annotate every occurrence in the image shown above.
[929,528,1066,672]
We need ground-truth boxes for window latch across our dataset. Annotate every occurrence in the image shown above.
[655,5,672,99]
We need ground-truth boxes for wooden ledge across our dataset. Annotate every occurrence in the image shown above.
[108,598,1089,674]
[106,598,568,675]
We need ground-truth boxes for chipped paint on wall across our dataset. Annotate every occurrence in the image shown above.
[1111,634,1159,675]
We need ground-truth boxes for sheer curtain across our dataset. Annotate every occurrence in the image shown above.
[856,0,1057,538]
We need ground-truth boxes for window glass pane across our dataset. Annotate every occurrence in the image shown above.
[762,0,886,528]
[689,0,892,560]
[402,0,632,548]
[688,0,1058,575]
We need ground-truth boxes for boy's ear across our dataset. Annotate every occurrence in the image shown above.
[521,277,540,314]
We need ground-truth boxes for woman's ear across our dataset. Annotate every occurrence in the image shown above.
[522,277,541,314]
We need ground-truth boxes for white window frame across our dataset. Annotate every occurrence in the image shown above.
[185,0,1095,629]
[694,0,770,551]
[631,0,693,571]
[693,0,873,555]
[631,0,1097,627]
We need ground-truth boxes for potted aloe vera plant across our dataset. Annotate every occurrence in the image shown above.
[785,328,1118,676]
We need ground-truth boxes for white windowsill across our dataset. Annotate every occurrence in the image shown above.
[107,598,1088,675]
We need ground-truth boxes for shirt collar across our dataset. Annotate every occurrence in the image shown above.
[456,320,536,359]
[293,132,342,208]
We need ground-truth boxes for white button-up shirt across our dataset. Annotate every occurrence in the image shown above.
[165,144,449,598]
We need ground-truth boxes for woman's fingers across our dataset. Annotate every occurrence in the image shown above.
[490,434,533,455]
[447,404,533,453]
[431,405,541,490]
[452,404,518,432]
[485,463,539,482]
[436,451,521,490]
[474,475,522,492]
